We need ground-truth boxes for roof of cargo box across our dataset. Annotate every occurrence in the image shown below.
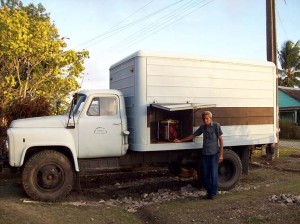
[109,50,276,69]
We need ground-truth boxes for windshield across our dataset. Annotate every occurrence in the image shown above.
[66,94,87,116]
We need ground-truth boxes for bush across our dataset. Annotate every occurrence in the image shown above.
[279,119,299,139]
[0,96,51,151]
[5,96,51,125]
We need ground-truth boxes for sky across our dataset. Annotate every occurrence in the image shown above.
[22,0,300,89]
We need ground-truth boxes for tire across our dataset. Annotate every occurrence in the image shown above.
[218,149,242,191]
[22,150,75,202]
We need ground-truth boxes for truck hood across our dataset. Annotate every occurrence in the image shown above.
[10,115,68,128]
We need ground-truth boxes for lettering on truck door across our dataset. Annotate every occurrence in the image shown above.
[78,95,123,158]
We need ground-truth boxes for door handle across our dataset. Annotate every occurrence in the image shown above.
[113,122,121,125]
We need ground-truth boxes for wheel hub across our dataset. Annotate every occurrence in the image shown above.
[37,165,63,190]
[219,164,227,175]
[219,160,234,182]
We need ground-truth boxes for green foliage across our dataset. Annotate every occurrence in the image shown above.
[0,0,89,148]
[0,0,89,114]
[278,40,300,87]
[279,119,300,139]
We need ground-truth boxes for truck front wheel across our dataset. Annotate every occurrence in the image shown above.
[22,150,75,202]
[218,149,242,191]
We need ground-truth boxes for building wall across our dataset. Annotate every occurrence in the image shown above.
[279,90,300,107]
[278,89,300,125]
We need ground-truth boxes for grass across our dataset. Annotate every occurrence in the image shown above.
[278,148,300,157]
[136,168,300,224]
[0,200,143,224]
[280,139,300,142]
[252,147,300,159]
[1,165,300,224]
[246,215,272,224]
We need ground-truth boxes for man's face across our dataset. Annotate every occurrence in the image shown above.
[203,115,212,126]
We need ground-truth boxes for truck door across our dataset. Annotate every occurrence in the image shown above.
[78,95,123,158]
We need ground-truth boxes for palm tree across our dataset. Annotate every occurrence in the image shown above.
[278,40,300,87]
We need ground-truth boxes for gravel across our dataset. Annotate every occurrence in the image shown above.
[63,186,299,213]
[64,184,209,213]
[268,194,300,206]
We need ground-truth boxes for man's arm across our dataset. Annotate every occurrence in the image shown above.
[218,136,224,163]
[174,134,194,143]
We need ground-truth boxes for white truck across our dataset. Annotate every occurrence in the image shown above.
[4,51,277,201]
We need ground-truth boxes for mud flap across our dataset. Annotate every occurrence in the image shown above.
[241,146,250,175]
[74,172,81,192]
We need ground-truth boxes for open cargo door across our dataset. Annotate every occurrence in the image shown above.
[151,103,216,111]
[150,103,216,142]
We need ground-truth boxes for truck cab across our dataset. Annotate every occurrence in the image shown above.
[70,89,129,158]
[6,89,129,201]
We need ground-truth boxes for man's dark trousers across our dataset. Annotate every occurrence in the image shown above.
[202,153,218,196]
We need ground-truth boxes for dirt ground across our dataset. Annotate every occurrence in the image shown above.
[0,157,299,224]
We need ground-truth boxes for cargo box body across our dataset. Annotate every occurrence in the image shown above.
[110,51,277,152]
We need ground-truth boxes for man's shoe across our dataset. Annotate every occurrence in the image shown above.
[204,194,213,199]
[204,194,215,200]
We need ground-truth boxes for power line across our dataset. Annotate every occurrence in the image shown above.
[99,0,215,62]
[116,0,204,47]
[75,0,184,49]
[99,0,210,59]
[75,0,155,49]
[114,0,155,26]
[276,9,288,40]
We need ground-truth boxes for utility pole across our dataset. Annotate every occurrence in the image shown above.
[266,0,279,160]
[266,0,277,66]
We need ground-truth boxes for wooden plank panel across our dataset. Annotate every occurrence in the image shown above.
[195,107,274,117]
[194,107,274,126]
[194,116,274,126]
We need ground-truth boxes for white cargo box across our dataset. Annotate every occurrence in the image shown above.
[110,51,277,152]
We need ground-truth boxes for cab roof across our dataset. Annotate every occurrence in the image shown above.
[77,89,123,97]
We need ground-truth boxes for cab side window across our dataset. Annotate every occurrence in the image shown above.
[87,97,117,116]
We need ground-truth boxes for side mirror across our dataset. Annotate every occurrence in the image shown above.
[123,131,130,136]
[123,131,130,145]
[73,93,78,105]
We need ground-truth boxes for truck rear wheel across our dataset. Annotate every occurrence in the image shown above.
[218,149,242,191]
[22,150,75,202]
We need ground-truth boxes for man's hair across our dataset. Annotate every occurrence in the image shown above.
[202,111,212,118]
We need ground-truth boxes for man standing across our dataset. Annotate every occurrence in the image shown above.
[174,111,223,199]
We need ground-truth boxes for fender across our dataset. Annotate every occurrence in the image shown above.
[8,127,80,171]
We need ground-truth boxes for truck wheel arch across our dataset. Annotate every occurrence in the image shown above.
[22,146,79,172]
